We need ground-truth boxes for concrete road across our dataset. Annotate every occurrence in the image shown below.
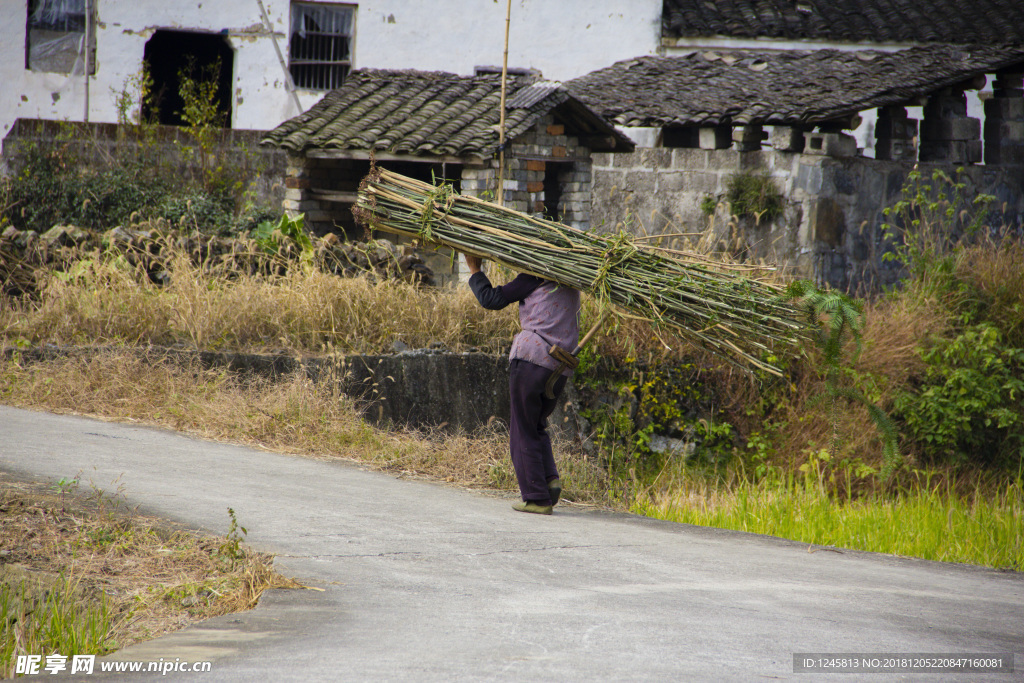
[1,405,1021,682]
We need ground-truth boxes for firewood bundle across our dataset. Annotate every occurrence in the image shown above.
[355,167,809,374]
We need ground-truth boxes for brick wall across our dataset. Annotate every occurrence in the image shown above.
[460,115,593,231]
[281,155,367,238]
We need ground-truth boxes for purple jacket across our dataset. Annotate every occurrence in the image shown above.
[469,272,581,375]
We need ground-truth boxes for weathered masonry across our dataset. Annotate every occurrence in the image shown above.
[569,46,1024,293]
[260,69,633,283]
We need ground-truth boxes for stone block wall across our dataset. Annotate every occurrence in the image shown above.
[3,344,586,442]
[985,69,1024,164]
[1,118,286,211]
[592,146,1024,294]
[920,88,983,164]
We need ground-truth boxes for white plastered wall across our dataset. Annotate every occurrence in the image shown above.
[2,0,662,140]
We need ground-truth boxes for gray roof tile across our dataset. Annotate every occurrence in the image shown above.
[261,70,631,156]
[662,0,1024,44]
[567,46,1024,128]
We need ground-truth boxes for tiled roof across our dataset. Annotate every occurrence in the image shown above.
[662,0,1024,44]
[261,69,632,157]
[566,45,1024,128]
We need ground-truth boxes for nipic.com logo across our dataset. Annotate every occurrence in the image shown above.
[16,655,95,675]
[16,654,213,676]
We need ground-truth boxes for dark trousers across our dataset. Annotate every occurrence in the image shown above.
[509,359,566,504]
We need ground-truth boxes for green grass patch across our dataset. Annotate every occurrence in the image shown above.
[633,474,1023,570]
[0,574,115,671]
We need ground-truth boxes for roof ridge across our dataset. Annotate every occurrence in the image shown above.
[662,0,1024,44]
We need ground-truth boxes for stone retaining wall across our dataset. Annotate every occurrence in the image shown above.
[592,148,1024,293]
[2,346,579,437]
[1,118,287,212]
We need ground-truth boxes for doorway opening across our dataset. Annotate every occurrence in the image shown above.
[142,30,233,127]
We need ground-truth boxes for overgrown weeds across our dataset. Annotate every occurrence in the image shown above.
[562,168,1023,539]
[0,475,294,678]
[1,243,517,354]
[1,62,271,238]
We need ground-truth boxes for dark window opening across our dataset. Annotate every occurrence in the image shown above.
[380,160,461,191]
[543,165,564,221]
[26,0,95,74]
[662,126,699,148]
[290,2,354,91]
[301,158,459,240]
[142,30,233,127]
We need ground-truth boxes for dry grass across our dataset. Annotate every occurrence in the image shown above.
[856,295,951,389]
[6,230,1017,497]
[1,250,518,354]
[0,473,296,678]
[956,238,1024,346]
[0,232,786,369]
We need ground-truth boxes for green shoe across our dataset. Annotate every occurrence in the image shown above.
[512,501,553,515]
[548,478,562,506]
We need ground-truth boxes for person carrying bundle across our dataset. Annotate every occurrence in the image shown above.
[465,254,580,515]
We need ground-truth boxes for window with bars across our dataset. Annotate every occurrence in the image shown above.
[289,2,354,91]
[26,0,95,74]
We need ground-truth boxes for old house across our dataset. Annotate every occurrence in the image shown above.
[1,0,663,140]
[259,69,633,282]
[569,46,1024,292]
[657,0,1024,138]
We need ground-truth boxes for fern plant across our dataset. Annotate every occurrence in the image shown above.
[787,280,901,477]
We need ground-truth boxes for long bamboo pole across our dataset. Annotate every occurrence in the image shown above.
[83,0,91,121]
[496,0,512,208]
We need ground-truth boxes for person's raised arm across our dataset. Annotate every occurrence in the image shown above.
[465,254,544,310]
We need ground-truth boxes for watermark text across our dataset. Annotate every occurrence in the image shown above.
[16,655,213,676]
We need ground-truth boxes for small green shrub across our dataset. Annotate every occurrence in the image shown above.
[216,508,248,571]
[724,171,784,223]
[787,280,901,477]
[893,323,1024,469]
[878,167,1023,472]
[699,194,718,217]
[156,191,237,234]
[881,167,994,289]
